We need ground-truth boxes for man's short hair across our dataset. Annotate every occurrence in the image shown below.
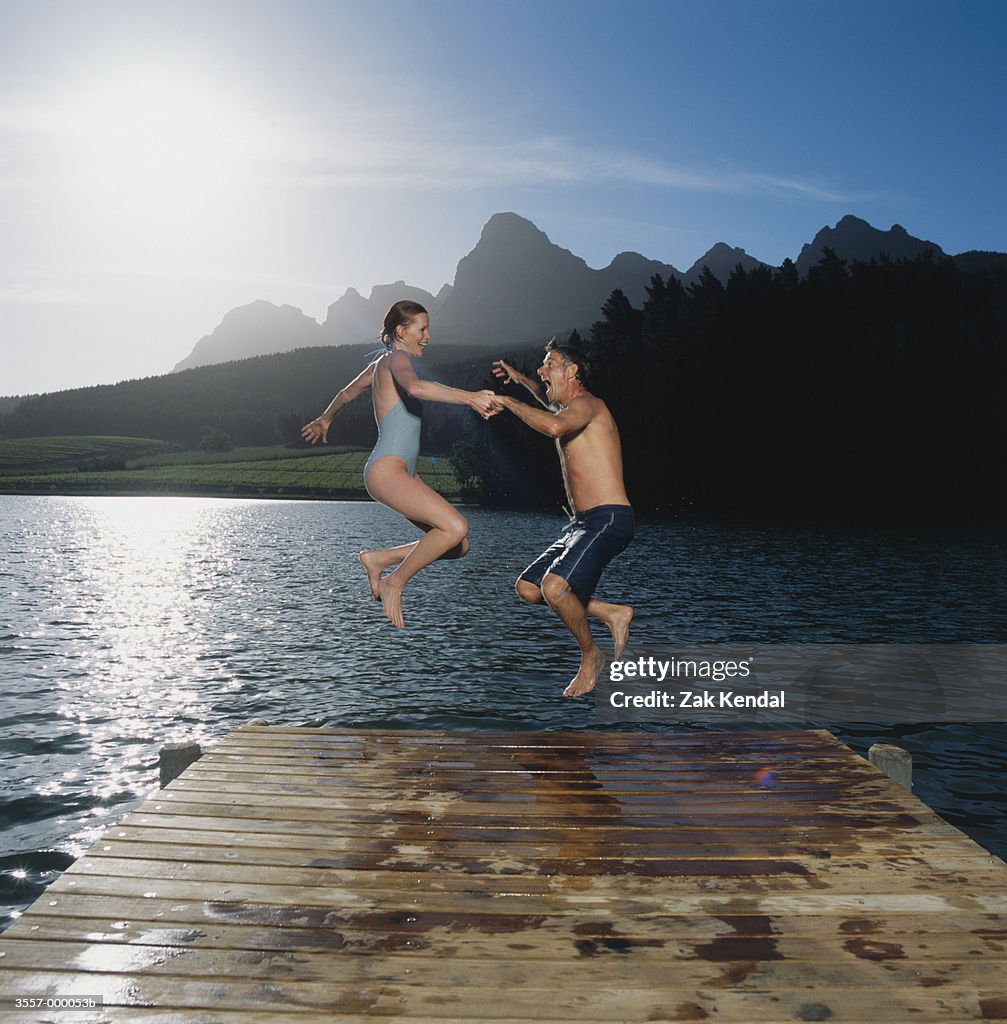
[545,337,590,386]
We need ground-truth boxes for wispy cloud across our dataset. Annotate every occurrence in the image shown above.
[0,79,868,206]
[281,132,871,205]
[0,284,104,305]
[0,264,337,308]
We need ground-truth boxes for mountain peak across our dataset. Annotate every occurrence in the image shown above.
[835,214,871,229]
[433,215,597,342]
[468,212,582,268]
[796,216,944,276]
[480,211,546,239]
[173,301,322,372]
[684,243,767,283]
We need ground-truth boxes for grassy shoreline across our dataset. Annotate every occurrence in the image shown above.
[0,436,462,501]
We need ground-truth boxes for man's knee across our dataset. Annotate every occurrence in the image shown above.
[515,578,544,605]
[541,572,573,607]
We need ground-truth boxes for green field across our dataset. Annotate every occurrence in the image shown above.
[0,436,461,500]
[0,435,177,469]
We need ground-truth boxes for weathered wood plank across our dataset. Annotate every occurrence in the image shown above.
[73,829,994,865]
[193,764,874,784]
[129,792,955,829]
[62,852,1007,896]
[218,725,844,746]
[8,911,1006,962]
[176,764,891,789]
[0,1007,991,1024]
[111,810,972,844]
[2,936,1005,989]
[29,871,1007,915]
[1,966,1005,1019]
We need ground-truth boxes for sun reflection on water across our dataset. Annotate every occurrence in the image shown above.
[6,496,261,863]
[49,498,236,743]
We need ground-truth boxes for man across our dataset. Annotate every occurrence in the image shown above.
[491,340,634,697]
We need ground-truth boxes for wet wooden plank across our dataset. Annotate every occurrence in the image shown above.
[1,726,1005,1022]
[58,852,1007,896]
[13,909,1007,961]
[74,827,993,864]
[2,935,1006,990]
[2,966,1007,1019]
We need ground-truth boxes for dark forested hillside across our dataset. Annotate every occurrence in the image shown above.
[0,342,505,452]
[456,252,1006,525]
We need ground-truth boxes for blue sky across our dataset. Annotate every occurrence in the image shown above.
[2,0,1005,395]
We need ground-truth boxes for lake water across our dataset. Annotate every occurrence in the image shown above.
[1,494,1005,928]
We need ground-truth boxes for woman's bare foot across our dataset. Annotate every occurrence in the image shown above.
[377,576,406,629]
[563,645,606,698]
[358,551,382,601]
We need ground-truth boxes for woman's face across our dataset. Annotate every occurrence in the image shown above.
[395,313,430,357]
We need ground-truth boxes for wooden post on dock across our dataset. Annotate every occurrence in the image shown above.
[158,741,202,788]
[869,742,913,790]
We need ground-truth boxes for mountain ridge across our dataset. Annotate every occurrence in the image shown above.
[153,210,1003,374]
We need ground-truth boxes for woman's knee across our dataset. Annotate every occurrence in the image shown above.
[444,535,470,560]
[516,578,544,604]
[442,512,469,548]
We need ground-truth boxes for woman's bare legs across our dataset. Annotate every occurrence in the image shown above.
[359,544,415,600]
[364,457,470,627]
[359,531,469,600]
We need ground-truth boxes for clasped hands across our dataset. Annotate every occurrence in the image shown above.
[471,357,523,420]
[471,390,506,420]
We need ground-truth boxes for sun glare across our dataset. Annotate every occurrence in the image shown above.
[47,63,280,221]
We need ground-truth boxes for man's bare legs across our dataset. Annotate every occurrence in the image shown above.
[585,599,633,660]
[516,579,633,664]
[538,573,606,698]
[364,458,469,628]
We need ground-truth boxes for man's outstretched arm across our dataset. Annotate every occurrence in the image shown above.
[494,393,594,439]
[491,359,552,409]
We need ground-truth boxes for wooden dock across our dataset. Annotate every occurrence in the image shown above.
[1,726,1005,1022]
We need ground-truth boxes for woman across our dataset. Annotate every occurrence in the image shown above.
[301,300,498,628]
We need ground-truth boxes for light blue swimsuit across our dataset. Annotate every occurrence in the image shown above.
[364,398,421,479]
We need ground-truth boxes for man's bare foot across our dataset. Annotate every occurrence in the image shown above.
[377,576,405,629]
[563,646,606,698]
[358,551,382,601]
[609,605,633,660]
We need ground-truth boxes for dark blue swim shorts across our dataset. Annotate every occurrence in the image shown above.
[519,504,634,606]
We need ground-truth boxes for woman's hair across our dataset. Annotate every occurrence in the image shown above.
[380,300,428,349]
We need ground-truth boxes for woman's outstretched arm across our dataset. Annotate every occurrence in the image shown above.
[301,360,378,445]
[388,351,498,417]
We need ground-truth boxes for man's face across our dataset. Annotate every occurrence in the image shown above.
[538,351,570,401]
